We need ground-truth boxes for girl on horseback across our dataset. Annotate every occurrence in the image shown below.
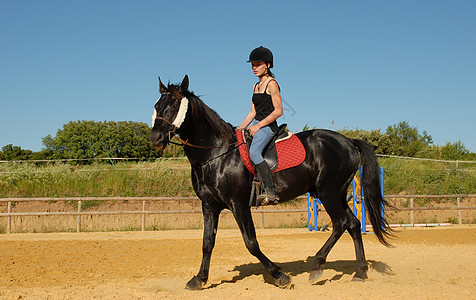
[238,46,283,205]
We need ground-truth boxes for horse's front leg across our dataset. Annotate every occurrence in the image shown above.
[185,202,221,290]
[232,204,292,288]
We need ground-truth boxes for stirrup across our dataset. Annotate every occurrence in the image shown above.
[257,192,279,206]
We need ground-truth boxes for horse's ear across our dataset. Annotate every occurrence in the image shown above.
[180,75,189,92]
[158,76,168,94]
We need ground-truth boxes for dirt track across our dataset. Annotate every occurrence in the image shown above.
[1,226,475,299]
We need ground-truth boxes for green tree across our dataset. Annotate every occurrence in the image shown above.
[29,149,54,161]
[385,121,433,156]
[440,141,470,160]
[339,129,392,154]
[1,144,33,160]
[43,120,162,160]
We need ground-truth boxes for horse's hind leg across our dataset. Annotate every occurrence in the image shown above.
[345,206,368,281]
[309,194,348,284]
[186,202,221,290]
[309,195,369,284]
[232,204,292,288]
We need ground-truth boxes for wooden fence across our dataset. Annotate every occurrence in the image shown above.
[0,195,475,234]
[383,194,476,226]
[0,196,311,234]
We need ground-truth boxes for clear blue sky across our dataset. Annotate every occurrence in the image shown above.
[1,1,475,153]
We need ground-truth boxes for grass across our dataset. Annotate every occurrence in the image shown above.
[379,158,476,197]
[0,159,194,209]
[448,217,458,224]
[0,157,475,207]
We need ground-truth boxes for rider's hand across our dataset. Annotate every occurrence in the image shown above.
[248,124,261,136]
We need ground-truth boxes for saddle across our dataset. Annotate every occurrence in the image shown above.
[236,124,306,175]
[244,124,288,171]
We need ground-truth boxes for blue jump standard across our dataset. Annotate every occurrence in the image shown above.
[308,167,385,232]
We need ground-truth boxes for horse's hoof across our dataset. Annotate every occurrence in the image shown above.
[275,272,292,289]
[185,276,206,290]
[309,269,323,284]
[351,275,365,282]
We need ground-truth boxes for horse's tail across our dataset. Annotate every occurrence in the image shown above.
[352,139,393,247]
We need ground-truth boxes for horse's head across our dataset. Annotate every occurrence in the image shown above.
[150,75,190,150]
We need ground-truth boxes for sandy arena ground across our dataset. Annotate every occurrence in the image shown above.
[0,226,475,299]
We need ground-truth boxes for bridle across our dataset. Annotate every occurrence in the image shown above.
[155,115,244,149]
[153,115,190,147]
[153,96,244,150]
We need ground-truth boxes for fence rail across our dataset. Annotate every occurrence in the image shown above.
[385,194,476,225]
[0,196,314,233]
[1,195,475,234]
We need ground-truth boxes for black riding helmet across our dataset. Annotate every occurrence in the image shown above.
[247,46,273,68]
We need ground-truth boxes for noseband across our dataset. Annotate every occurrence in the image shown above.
[154,115,176,130]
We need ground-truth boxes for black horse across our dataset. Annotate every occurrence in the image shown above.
[150,75,391,289]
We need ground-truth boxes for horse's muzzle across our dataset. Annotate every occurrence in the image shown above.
[150,131,168,150]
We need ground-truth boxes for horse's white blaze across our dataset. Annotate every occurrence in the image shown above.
[151,98,159,127]
[172,97,188,128]
[151,97,189,129]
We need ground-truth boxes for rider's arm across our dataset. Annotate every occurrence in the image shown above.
[237,103,256,130]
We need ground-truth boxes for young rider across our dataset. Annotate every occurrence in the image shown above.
[238,46,283,205]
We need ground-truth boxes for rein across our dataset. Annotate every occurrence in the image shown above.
[173,135,244,149]
[155,116,244,149]
[162,121,245,167]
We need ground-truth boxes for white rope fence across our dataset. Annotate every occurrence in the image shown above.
[1,155,475,164]
[0,157,187,163]
[376,154,476,164]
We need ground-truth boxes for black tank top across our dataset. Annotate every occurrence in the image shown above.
[252,80,279,132]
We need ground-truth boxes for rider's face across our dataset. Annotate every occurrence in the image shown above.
[251,61,269,77]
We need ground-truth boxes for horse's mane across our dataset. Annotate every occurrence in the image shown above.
[168,84,234,142]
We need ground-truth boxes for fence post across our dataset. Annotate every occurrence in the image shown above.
[260,206,265,229]
[410,198,414,225]
[7,201,12,234]
[142,200,146,231]
[457,197,462,224]
[77,200,82,233]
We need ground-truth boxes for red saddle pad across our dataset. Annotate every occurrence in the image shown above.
[236,129,306,175]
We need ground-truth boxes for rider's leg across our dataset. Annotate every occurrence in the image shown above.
[249,121,279,205]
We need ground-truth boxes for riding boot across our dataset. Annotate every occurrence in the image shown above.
[255,161,280,205]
